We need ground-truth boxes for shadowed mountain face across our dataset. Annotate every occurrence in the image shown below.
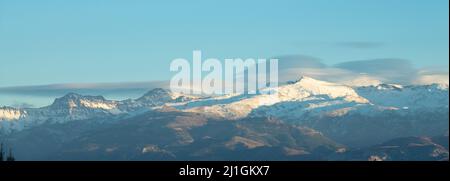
[331,135,449,161]
[5,110,342,161]
[0,77,448,160]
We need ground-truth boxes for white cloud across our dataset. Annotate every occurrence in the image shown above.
[280,68,383,87]
[275,56,448,86]
[413,70,449,85]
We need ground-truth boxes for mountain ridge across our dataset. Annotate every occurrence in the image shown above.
[1,76,448,133]
[1,76,448,160]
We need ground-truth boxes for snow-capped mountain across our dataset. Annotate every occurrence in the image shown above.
[0,89,198,133]
[118,88,199,112]
[356,83,449,109]
[1,93,117,133]
[45,93,122,116]
[0,106,24,120]
[1,76,448,136]
[165,76,448,146]
[174,76,369,119]
[169,76,448,122]
[1,76,448,160]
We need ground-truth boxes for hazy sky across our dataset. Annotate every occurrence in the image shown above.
[0,0,449,87]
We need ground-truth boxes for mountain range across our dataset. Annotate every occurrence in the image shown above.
[1,76,448,160]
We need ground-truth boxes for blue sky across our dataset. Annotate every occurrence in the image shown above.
[0,0,449,87]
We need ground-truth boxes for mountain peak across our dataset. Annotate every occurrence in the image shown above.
[135,88,176,106]
[375,84,403,90]
[298,75,315,81]
[289,76,342,89]
[50,93,111,110]
[56,93,106,102]
[287,76,319,85]
[141,88,172,97]
[425,83,449,90]
[60,92,83,99]
[138,88,173,101]
[0,106,24,120]
[279,76,369,103]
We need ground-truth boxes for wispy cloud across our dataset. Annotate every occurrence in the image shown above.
[0,57,447,98]
[333,58,417,84]
[272,55,326,69]
[413,69,449,85]
[0,81,168,97]
[276,56,448,86]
